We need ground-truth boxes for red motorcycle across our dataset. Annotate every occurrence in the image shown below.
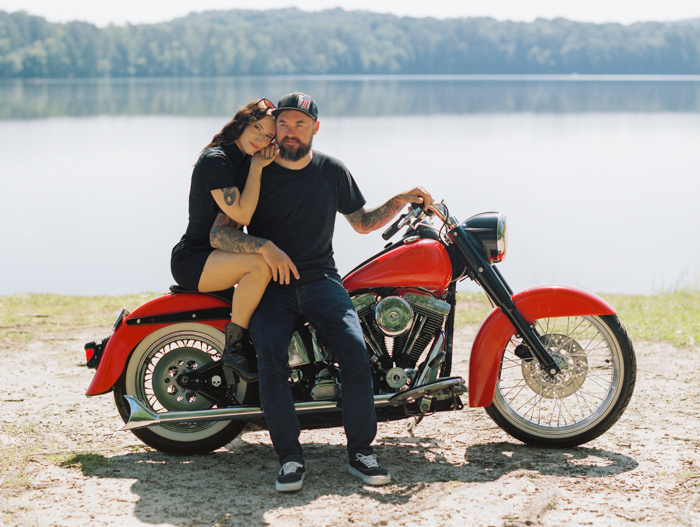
[84,202,636,454]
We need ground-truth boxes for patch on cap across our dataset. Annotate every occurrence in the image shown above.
[298,95,312,111]
[273,92,319,120]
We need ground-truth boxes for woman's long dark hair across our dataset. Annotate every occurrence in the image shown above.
[202,99,274,153]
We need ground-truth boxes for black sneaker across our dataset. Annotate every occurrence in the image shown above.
[349,453,391,486]
[276,461,305,492]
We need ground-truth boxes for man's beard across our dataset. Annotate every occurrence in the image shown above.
[279,136,313,161]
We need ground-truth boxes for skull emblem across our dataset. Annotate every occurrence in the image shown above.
[211,375,222,388]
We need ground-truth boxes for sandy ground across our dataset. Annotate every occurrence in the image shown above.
[1,323,699,527]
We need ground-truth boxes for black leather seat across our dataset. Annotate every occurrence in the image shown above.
[169,285,235,304]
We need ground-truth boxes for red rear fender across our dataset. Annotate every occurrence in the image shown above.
[85,292,230,396]
[468,286,616,408]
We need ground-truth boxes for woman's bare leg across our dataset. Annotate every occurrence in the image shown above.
[198,250,271,328]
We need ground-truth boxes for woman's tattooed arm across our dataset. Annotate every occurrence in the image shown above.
[222,186,237,206]
[210,212,267,253]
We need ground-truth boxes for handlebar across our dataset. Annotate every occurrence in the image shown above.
[381,220,403,240]
[381,201,452,241]
[381,203,423,240]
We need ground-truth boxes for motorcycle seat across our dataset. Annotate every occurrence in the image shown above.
[169,284,235,304]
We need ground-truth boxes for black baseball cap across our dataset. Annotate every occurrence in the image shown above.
[272,92,318,120]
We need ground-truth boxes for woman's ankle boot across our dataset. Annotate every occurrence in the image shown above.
[221,322,258,383]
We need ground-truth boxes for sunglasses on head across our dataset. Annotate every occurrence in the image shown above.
[257,98,275,111]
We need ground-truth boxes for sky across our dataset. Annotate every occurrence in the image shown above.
[2,0,700,27]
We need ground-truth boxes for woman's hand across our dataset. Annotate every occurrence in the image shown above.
[251,144,280,171]
[260,241,300,285]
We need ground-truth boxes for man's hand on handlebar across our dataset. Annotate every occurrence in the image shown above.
[398,186,433,209]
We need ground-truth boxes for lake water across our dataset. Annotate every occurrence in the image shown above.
[1,76,699,296]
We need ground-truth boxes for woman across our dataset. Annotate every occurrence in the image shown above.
[171,98,293,383]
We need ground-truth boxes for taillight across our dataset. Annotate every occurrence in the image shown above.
[84,337,109,369]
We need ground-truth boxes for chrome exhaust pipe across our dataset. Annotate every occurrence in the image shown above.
[122,372,467,432]
[121,394,395,431]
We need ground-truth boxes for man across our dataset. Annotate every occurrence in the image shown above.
[210,92,432,492]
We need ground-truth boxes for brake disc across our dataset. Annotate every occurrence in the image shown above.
[521,333,588,399]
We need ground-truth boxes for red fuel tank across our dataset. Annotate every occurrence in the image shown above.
[343,239,452,296]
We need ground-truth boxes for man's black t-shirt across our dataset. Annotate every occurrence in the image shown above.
[236,150,366,285]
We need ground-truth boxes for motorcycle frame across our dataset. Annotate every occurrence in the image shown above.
[85,217,617,411]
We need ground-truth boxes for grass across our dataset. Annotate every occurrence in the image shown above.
[0,424,39,489]
[455,290,700,347]
[0,289,697,348]
[602,291,700,347]
[0,419,126,490]
[57,453,114,474]
[0,292,161,345]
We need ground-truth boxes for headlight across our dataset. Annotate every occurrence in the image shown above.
[459,212,507,263]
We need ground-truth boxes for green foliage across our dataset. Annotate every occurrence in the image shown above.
[1,9,699,78]
[58,453,114,474]
[601,291,700,347]
[0,423,37,489]
[0,292,160,344]
[455,292,495,326]
[0,290,697,348]
[455,290,700,347]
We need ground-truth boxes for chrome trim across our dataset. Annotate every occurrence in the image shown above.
[400,315,427,357]
[404,294,451,316]
[308,325,326,362]
[389,377,466,406]
[415,331,446,386]
[352,293,377,312]
[428,202,449,223]
[363,326,387,364]
[112,307,130,332]
[375,296,413,336]
[121,394,396,431]
[287,331,311,367]
[497,213,507,259]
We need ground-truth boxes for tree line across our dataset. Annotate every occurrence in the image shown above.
[1,8,700,78]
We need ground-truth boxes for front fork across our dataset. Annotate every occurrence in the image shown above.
[448,227,561,376]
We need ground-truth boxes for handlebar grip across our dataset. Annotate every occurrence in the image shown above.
[382,221,401,240]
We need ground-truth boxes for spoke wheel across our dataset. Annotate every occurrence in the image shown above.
[114,323,248,454]
[485,314,636,447]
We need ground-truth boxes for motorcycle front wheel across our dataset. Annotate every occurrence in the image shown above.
[485,314,636,448]
[113,323,249,455]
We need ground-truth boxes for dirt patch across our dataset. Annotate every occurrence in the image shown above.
[1,324,699,527]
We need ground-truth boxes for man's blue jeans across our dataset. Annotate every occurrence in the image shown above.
[249,277,377,466]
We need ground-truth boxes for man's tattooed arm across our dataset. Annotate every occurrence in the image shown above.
[344,186,433,234]
[222,186,237,206]
[210,212,267,253]
[344,198,405,234]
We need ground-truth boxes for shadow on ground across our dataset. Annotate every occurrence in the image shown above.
[62,434,638,526]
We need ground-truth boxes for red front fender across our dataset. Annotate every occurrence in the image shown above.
[85,292,229,396]
[468,285,616,408]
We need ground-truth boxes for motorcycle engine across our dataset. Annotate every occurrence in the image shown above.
[352,291,451,391]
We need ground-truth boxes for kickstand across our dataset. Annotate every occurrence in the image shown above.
[406,414,424,437]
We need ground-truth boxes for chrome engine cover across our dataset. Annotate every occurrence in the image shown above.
[375,296,413,336]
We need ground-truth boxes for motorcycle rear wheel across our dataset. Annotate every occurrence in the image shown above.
[113,323,249,455]
[485,314,636,448]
